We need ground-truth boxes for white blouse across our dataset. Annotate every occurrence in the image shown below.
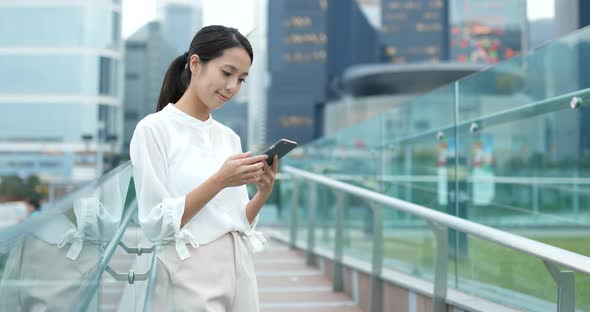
[130,103,265,260]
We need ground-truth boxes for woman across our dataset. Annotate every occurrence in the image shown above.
[130,25,277,311]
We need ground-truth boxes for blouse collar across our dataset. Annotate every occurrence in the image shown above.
[162,103,213,127]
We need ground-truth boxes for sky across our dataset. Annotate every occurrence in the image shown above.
[122,0,554,39]
[122,0,254,39]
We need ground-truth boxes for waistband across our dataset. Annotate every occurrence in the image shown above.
[158,229,267,261]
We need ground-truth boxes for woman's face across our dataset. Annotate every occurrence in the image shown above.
[189,47,251,111]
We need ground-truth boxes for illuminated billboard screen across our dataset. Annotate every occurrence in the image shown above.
[450,0,524,63]
[380,0,448,63]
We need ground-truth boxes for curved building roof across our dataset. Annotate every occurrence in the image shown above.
[340,62,494,96]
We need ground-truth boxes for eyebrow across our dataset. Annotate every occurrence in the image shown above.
[223,64,249,76]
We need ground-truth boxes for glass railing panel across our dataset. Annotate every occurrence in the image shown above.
[253,176,284,228]
[454,73,590,245]
[380,83,459,288]
[0,162,133,311]
[341,197,373,263]
[453,234,559,312]
[382,217,436,281]
[265,175,293,239]
[380,83,458,213]
[451,27,590,310]
[295,114,386,193]
[315,184,336,251]
[278,23,590,312]
[456,27,590,122]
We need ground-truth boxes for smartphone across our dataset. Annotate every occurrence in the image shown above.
[261,139,298,165]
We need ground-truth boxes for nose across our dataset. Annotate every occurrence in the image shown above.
[225,78,239,93]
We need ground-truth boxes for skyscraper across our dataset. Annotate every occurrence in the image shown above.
[266,0,378,145]
[380,0,449,63]
[123,22,175,154]
[267,0,329,145]
[163,2,203,56]
[247,0,269,151]
[0,0,123,182]
[555,0,590,37]
[449,0,525,64]
[123,2,203,154]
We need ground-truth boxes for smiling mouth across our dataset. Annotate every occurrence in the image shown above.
[216,92,229,102]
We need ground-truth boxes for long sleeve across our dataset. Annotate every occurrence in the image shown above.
[231,133,266,252]
[130,120,186,243]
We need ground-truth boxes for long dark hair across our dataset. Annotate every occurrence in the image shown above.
[156,25,254,112]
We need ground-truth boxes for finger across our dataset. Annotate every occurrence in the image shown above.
[271,155,279,172]
[242,162,265,173]
[240,154,268,165]
[243,170,262,180]
[229,152,251,160]
[248,176,261,184]
[261,159,270,172]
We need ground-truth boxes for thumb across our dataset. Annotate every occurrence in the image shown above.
[229,151,251,160]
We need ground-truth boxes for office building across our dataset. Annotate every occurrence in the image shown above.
[123,2,203,154]
[449,0,525,63]
[380,0,449,63]
[267,0,378,145]
[0,0,123,183]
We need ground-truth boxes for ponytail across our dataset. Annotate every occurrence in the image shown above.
[156,52,190,112]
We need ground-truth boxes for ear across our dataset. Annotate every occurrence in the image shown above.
[188,54,201,74]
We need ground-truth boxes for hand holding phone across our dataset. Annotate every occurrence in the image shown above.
[261,139,298,165]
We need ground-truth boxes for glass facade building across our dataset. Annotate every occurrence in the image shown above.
[123,3,202,155]
[0,0,123,182]
[267,0,378,145]
[380,0,449,63]
[449,0,525,63]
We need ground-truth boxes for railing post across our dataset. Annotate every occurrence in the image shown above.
[428,221,448,312]
[306,182,317,266]
[369,202,384,312]
[572,171,579,215]
[333,190,345,292]
[289,177,300,250]
[532,183,539,216]
[404,147,413,203]
[544,261,575,312]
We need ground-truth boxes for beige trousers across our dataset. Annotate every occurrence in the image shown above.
[149,232,259,312]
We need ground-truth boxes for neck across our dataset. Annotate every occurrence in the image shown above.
[175,88,210,121]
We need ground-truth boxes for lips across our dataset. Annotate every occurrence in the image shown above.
[216,92,229,102]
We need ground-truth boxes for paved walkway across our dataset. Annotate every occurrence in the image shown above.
[254,238,362,312]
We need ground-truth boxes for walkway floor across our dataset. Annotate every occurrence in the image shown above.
[254,237,362,312]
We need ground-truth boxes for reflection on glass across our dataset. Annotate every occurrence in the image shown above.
[0,166,131,311]
[282,22,590,312]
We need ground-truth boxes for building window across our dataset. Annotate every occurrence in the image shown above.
[99,57,112,95]
[125,111,138,120]
[99,57,118,96]
[125,73,140,80]
[98,104,117,140]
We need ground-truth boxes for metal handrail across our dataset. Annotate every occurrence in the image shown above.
[0,162,132,251]
[284,165,590,275]
[325,173,590,185]
[142,246,159,312]
[383,87,590,147]
[74,199,138,312]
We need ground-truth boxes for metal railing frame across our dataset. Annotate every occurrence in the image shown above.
[284,165,590,312]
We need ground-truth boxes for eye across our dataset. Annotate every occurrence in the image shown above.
[239,78,247,84]
[221,70,231,77]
